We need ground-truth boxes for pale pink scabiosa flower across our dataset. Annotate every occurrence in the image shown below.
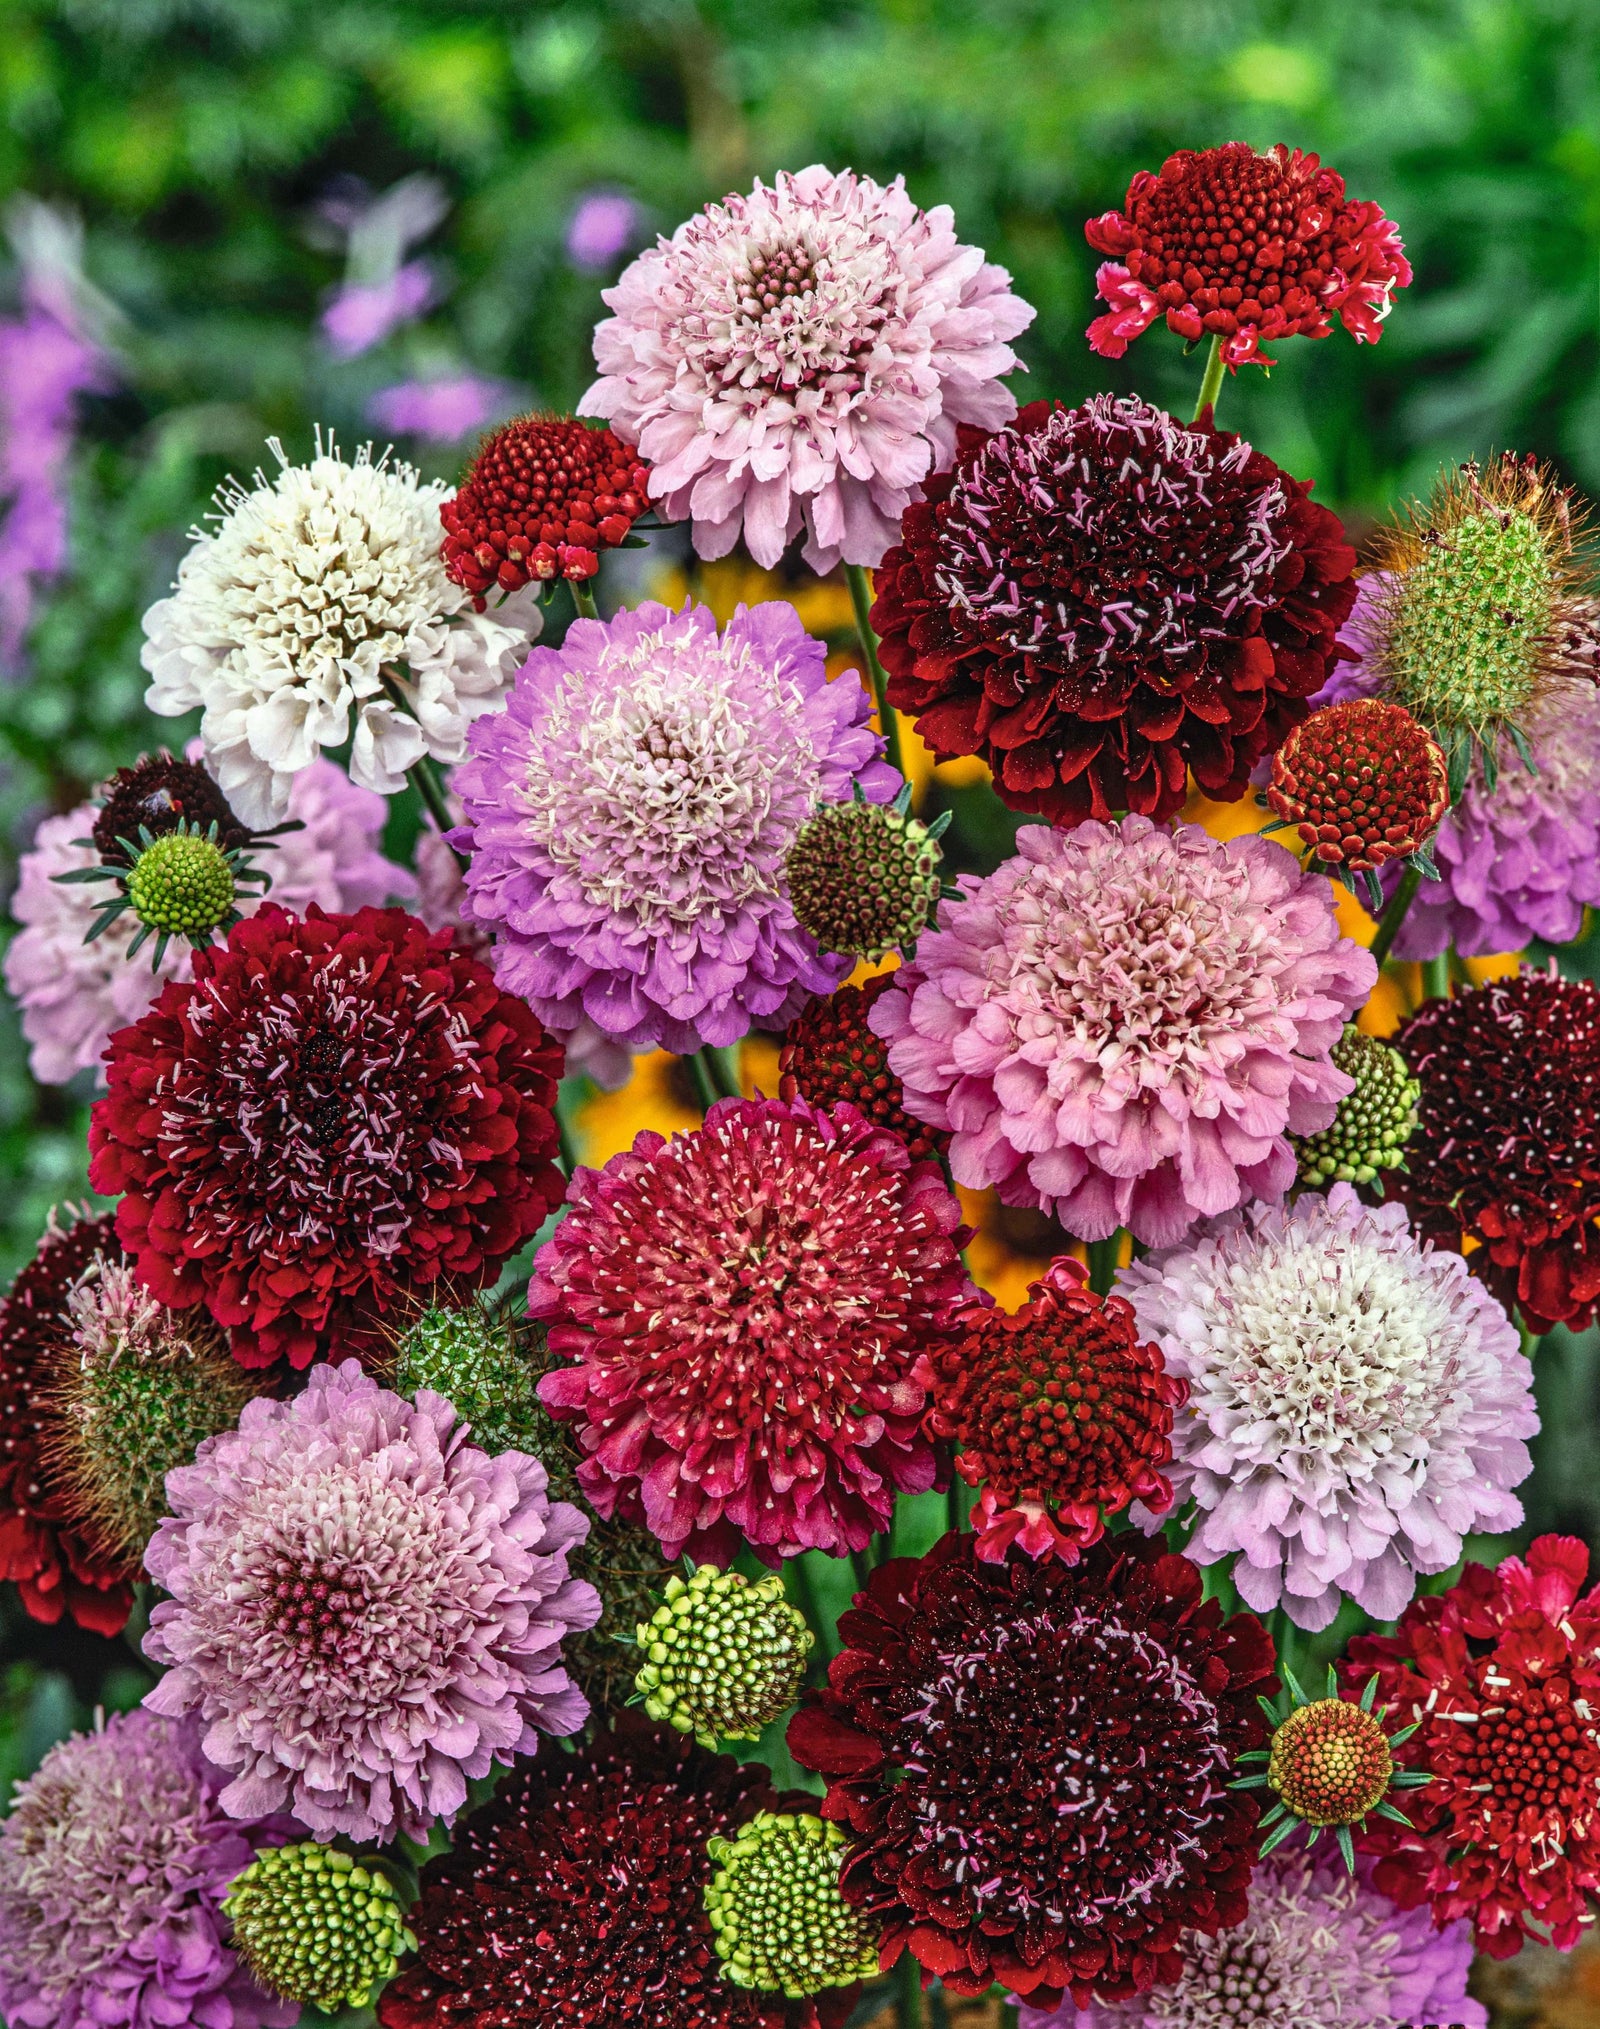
[1119,1185,1537,1631]
[0,1708,296,2029]
[4,753,416,1086]
[529,1095,972,1566]
[143,1361,599,1843]
[579,164,1035,572]
[871,817,1374,1247]
[452,599,897,1054]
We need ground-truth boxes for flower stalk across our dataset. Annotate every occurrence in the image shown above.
[1192,333,1226,421]
[847,561,905,779]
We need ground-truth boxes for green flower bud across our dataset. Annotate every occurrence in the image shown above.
[704,1812,880,1999]
[634,1566,812,1747]
[125,829,237,938]
[223,1841,415,2011]
[1295,1026,1420,1188]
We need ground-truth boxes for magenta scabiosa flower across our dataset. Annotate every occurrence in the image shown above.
[452,599,898,1054]
[142,1360,599,1843]
[579,164,1034,571]
[871,818,1375,1247]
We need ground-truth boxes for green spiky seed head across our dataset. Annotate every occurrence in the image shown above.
[1295,1026,1420,1188]
[705,1813,879,1998]
[393,1303,548,1457]
[1389,508,1551,731]
[124,829,237,937]
[784,795,943,962]
[223,1842,415,2011]
[635,1566,813,1747]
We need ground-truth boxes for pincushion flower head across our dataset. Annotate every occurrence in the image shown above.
[1120,1185,1536,1630]
[142,1359,600,1844]
[579,163,1035,572]
[89,904,565,1369]
[871,817,1374,1247]
[529,1094,972,1565]
[140,434,541,827]
[787,1530,1275,2006]
[779,973,951,1164]
[1085,142,1410,368]
[0,1710,295,2029]
[870,396,1357,823]
[1345,1534,1600,1957]
[452,599,897,1054]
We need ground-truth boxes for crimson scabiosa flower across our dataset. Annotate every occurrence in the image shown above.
[89,904,565,1369]
[1084,142,1410,367]
[530,1095,972,1565]
[870,396,1357,823]
[1389,967,1600,1332]
[926,1256,1183,1562]
[778,973,951,1165]
[1344,1534,1600,1958]
[439,413,649,600]
[786,1531,1275,2007]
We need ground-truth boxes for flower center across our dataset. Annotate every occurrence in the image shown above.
[265,1553,373,1663]
[1268,1699,1392,1824]
[126,832,236,936]
[1464,1674,1594,1828]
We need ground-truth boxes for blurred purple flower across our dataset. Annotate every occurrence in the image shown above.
[369,373,515,445]
[322,260,434,358]
[567,191,640,270]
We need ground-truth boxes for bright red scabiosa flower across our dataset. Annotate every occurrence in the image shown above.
[0,1208,135,1634]
[787,1531,1275,2008]
[779,974,951,1166]
[440,414,649,602]
[1343,1535,1600,1957]
[89,905,566,1369]
[871,396,1357,823]
[1387,967,1600,1332]
[1085,143,1411,368]
[377,1721,854,2029]
[925,1257,1184,1562]
[530,1095,972,1566]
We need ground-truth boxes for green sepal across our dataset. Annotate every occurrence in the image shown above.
[1386,1721,1420,1746]
[1374,1800,1415,1826]
[1335,1824,1356,1873]
[926,808,954,839]
[1229,1773,1271,1789]
[1257,1815,1301,1858]
[1359,1674,1380,1713]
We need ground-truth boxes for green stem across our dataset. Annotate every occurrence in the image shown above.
[947,1472,967,1535]
[686,1049,720,1116]
[554,1087,580,1176]
[408,751,470,873]
[704,1043,743,1099]
[849,1549,871,1597]
[1192,334,1226,422]
[570,578,600,620]
[1369,866,1422,967]
[1419,952,1451,1004]
[1087,1233,1123,1297]
[785,1552,836,1665]
[895,1951,924,2029]
[846,562,905,781]
[1000,2006,1021,2029]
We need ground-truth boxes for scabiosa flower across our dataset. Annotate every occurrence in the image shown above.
[705,1813,880,2000]
[453,600,897,1055]
[224,1844,415,2012]
[871,397,1357,823]
[1294,1025,1419,1189]
[143,1359,599,1844]
[1389,968,1600,1331]
[783,785,947,963]
[530,1094,971,1565]
[580,164,1035,572]
[787,1531,1275,2006]
[140,436,541,827]
[1016,1846,1483,2029]
[634,1567,814,1746]
[567,190,642,270]
[1084,143,1411,368]
[0,1709,295,2029]
[89,905,565,1369]
[367,374,516,447]
[871,819,1374,1247]
[1120,1185,1537,1630]
[926,1256,1184,1563]
[1345,1534,1600,1958]
[779,974,951,1164]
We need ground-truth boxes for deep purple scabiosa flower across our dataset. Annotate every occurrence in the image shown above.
[1016,1846,1483,2029]
[580,164,1035,572]
[530,1095,972,1566]
[142,1360,599,1842]
[870,818,1375,1247]
[453,599,898,1054]
[1119,1185,1536,1630]
[0,1708,297,2029]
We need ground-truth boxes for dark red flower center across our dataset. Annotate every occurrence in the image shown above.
[779,977,951,1165]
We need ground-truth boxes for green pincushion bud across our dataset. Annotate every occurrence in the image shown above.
[394,1302,549,1458]
[705,1812,880,1998]
[223,1842,415,2011]
[635,1566,813,1747]
[125,828,237,937]
[1295,1026,1420,1188]
[784,783,947,962]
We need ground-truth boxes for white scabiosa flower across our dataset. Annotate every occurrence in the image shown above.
[140,435,540,826]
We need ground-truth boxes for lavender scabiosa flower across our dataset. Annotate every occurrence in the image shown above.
[142,1360,599,1843]
[1119,1185,1537,1631]
[871,817,1375,1247]
[0,1708,296,2029]
[580,164,1035,572]
[567,191,641,270]
[368,375,518,446]
[453,599,898,1054]
[317,173,445,359]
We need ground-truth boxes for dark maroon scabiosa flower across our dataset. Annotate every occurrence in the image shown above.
[91,750,253,864]
[89,905,566,1370]
[787,1531,1275,2008]
[0,1208,136,1634]
[778,975,951,1166]
[1387,967,1600,1332]
[1085,143,1411,368]
[925,1257,1184,1563]
[530,1095,972,1566]
[377,1721,852,2029]
[440,413,649,602]
[871,396,1357,824]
